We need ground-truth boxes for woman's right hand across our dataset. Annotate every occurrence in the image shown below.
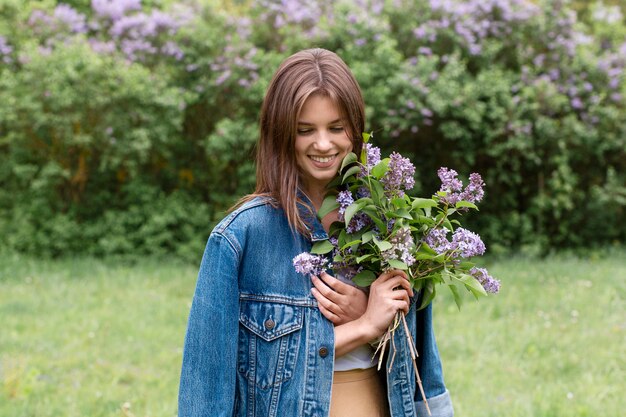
[359,269,414,338]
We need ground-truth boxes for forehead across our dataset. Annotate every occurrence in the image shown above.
[298,94,346,123]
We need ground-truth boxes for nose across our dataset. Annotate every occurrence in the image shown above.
[313,129,333,152]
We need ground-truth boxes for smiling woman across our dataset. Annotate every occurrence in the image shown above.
[178,48,453,417]
[295,95,354,208]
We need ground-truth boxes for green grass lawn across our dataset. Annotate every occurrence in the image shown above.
[1,250,624,417]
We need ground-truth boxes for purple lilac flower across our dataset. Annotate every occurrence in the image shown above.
[54,4,88,33]
[346,213,369,234]
[293,252,329,276]
[360,143,381,177]
[423,228,451,254]
[451,228,485,258]
[470,267,500,294]
[0,36,12,64]
[92,0,142,21]
[460,173,485,203]
[382,152,415,195]
[438,167,463,205]
[336,190,354,221]
[381,227,416,267]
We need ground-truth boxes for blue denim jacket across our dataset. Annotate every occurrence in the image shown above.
[178,196,454,417]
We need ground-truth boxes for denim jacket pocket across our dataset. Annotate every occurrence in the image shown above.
[238,299,304,390]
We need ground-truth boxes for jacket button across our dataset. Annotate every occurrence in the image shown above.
[264,319,275,330]
[318,346,329,358]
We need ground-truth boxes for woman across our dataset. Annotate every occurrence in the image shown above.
[178,48,453,417]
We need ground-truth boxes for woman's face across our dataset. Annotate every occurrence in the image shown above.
[295,94,353,197]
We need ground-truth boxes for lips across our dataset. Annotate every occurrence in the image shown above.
[308,153,338,168]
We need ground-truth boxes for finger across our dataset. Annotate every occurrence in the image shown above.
[374,269,408,284]
[318,272,352,295]
[315,294,341,324]
[311,275,345,303]
[383,276,414,297]
[311,287,342,315]
[392,299,410,315]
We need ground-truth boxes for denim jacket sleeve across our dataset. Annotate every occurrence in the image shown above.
[178,232,240,417]
[413,302,454,417]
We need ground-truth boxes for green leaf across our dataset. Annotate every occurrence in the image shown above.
[387,208,412,220]
[387,259,408,270]
[418,280,436,310]
[310,240,334,255]
[392,197,407,208]
[341,239,361,250]
[342,165,362,184]
[456,273,487,297]
[371,159,389,179]
[318,194,339,220]
[356,253,373,263]
[373,237,393,251]
[362,132,371,143]
[448,284,463,310]
[361,230,376,243]
[344,200,365,225]
[456,200,479,210]
[340,152,358,172]
[353,269,376,286]
[370,180,385,205]
[412,198,438,209]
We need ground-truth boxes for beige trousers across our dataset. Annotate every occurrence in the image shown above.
[329,367,391,417]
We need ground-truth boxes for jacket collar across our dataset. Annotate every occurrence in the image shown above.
[296,189,329,242]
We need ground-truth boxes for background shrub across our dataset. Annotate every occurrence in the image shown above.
[0,0,624,259]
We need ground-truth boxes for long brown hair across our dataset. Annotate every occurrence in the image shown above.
[236,48,365,235]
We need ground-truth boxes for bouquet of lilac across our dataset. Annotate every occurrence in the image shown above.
[293,133,499,415]
[294,132,499,310]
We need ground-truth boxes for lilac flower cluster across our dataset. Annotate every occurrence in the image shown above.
[437,167,484,205]
[25,1,190,63]
[293,252,329,277]
[469,267,501,293]
[336,190,354,221]
[381,152,416,196]
[328,237,363,281]
[0,36,12,64]
[451,228,486,258]
[423,227,485,259]
[92,0,141,21]
[255,0,333,40]
[360,143,381,177]
[423,227,451,254]
[412,0,539,56]
[381,227,416,266]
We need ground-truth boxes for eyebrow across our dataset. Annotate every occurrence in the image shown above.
[297,118,345,126]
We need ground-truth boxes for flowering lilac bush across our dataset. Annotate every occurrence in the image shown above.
[0,0,624,259]
[294,134,499,309]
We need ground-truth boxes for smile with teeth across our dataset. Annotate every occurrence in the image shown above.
[309,154,338,163]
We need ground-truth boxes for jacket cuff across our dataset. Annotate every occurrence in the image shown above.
[415,390,454,417]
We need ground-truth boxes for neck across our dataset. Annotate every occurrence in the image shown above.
[300,186,326,212]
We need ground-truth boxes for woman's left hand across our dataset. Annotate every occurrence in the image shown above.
[311,272,368,325]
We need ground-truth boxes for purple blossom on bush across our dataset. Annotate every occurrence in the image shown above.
[336,190,354,221]
[451,228,485,258]
[346,213,370,234]
[438,167,463,205]
[92,0,142,21]
[0,36,12,64]
[382,152,415,195]
[470,267,500,293]
[360,143,381,177]
[293,252,329,276]
[460,173,485,203]
[54,4,88,33]
[382,227,416,267]
[423,227,451,254]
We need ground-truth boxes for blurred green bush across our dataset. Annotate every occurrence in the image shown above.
[0,0,624,260]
